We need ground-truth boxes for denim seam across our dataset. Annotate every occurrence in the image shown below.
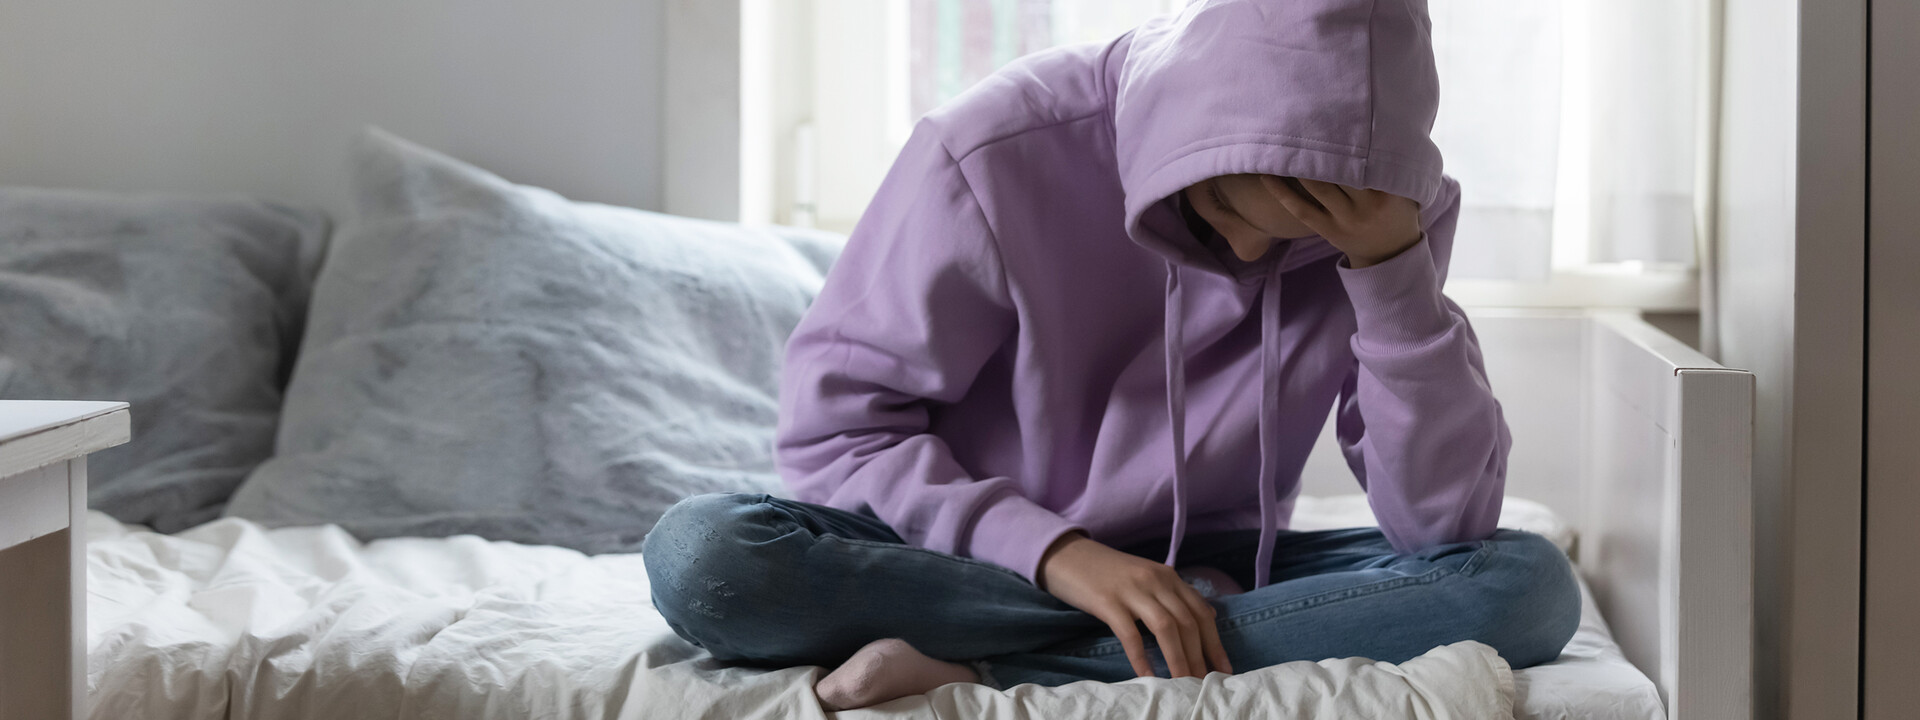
[823,535,1032,583]
[1222,568,1449,631]
[1457,539,1497,577]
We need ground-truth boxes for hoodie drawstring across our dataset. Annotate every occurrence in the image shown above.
[1161,259,1286,590]
[1162,262,1191,569]
[1252,259,1284,589]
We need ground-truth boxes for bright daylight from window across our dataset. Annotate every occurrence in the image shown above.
[742,0,1706,309]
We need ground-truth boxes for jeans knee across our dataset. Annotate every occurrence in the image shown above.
[1465,531,1582,668]
[642,493,787,651]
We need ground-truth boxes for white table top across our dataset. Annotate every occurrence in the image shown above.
[0,401,129,443]
[0,401,131,478]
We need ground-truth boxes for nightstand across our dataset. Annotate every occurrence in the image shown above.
[0,401,130,720]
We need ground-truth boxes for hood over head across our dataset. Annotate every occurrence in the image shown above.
[1111,0,1450,589]
[1113,0,1445,269]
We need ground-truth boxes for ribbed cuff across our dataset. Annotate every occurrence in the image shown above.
[1336,235,1455,348]
[965,489,1086,585]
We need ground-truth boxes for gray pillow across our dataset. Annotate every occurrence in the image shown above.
[0,188,330,531]
[225,128,843,552]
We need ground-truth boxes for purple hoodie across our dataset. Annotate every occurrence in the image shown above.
[776,0,1508,589]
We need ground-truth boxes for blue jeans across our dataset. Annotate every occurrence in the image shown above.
[642,493,1580,688]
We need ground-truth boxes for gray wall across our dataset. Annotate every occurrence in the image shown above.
[1716,0,1868,716]
[1714,0,1799,712]
[1864,0,1920,714]
[0,0,668,219]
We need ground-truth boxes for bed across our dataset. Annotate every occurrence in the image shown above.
[82,493,1638,720]
[1,124,1753,718]
[69,309,1748,720]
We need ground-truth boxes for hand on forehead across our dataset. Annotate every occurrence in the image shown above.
[1186,174,1322,243]
[1184,174,1423,268]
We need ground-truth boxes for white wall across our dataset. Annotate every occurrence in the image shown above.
[1301,311,1588,521]
[0,0,669,219]
[664,0,742,221]
[1715,0,1867,716]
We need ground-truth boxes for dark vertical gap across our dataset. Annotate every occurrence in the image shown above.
[1858,0,1872,716]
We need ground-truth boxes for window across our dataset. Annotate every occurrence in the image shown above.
[742,0,1709,309]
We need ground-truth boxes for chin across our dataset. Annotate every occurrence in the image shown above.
[1233,245,1273,262]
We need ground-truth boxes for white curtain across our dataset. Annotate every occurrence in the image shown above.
[1585,0,1703,266]
[1432,0,1704,280]
[1430,0,1565,281]
[771,0,1708,280]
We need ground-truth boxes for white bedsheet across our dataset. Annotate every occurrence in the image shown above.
[84,498,1660,720]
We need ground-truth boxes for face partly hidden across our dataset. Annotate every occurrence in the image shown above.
[1181,173,1321,262]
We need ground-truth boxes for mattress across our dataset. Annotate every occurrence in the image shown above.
[83,497,1662,720]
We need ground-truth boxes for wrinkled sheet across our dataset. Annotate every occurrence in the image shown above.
[86,497,1660,720]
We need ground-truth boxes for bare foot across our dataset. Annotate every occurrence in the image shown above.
[814,638,980,711]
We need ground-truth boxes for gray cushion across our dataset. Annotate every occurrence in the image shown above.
[224,128,843,552]
[0,188,329,531]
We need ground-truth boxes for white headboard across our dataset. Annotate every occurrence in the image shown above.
[0,0,704,221]
[1308,310,1754,719]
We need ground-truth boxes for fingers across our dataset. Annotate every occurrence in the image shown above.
[1201,190,1271,240]
[1261,175,1333,233]
[1107,580,1211,678]
[1060,551,1233,680]
[1099,610,1157,679]
[1296,178,1355,216]
[1179,590,1233,674]
[1129,600,1187,678]
[1280,176,1327,212]
[1151,590,1208,678]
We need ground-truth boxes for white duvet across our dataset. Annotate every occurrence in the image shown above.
[85,497,1661,720]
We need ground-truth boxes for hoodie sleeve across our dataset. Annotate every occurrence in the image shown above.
[775,125,1085,584]
[1331,187,1510,553]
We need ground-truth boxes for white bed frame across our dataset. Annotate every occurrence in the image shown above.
[1308,309,1754,719]
[1580,311,1754,720]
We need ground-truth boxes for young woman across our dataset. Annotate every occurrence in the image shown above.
[644,0,1581,710]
